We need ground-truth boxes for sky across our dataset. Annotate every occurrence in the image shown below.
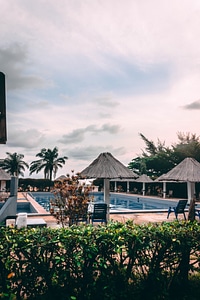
[1,0,200,179]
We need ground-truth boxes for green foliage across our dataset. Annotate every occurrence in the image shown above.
[0,221,200,299]
[172,132,200,162]
[0,152,29,177]
[128,132,200,178]
[29,147,68,181]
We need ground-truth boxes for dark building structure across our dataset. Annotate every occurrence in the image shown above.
[0,72,7,144]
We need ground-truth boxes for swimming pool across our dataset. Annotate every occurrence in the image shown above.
[30,191,181,213]
[30,192,53,212]
[91,192,179,212]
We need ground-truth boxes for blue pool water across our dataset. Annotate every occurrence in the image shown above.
[30,192,179,212]
[92,192,178,211]
[30,192,54,212]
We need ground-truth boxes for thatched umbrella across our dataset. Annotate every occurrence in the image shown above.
[55,175,67,181]
[80,152,138,211]
[157,157,200,202]
[136,174,153,196]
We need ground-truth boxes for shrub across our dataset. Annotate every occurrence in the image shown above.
[0,221,200,299]
[50,172,93,227]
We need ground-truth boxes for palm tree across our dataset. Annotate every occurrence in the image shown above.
[30,147,68,181]
[0,152,29,177]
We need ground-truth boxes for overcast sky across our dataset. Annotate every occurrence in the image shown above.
[1,0,200,178]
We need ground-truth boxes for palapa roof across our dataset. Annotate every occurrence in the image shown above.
[157,157,200,182]
[80,152,138,179]
[0,168,11,180]
[110,177,137,182]
[136,174,153,183]
[55,175,67,181]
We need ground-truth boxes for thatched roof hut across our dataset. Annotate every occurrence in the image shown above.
[55,175,67,181]
[80,152,137,179]
[157,157,200,182]
[136,174,153,183]
[157,157,200,202]
[80,152,138,215]
[135,174,153,196]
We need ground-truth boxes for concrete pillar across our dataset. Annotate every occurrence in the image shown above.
[187,181,195,203]
[142,182,145,196]
[163,182,166,198]
[114,181,117,192]
[127,181,129,193]
[104,178,110,220]
[10,176,18,197]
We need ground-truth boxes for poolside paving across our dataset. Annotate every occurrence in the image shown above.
[31,211,188,228]
[17,192,190,228]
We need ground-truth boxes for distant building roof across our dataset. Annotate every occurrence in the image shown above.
[55,175,67,181]
[136,174,153,183]
[0,168,11,180]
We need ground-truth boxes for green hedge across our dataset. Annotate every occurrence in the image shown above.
[0,221,200,300]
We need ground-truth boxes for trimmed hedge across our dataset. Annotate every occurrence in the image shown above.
[0,221,200,299]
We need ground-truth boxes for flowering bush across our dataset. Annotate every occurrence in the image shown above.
[50,172,93,226]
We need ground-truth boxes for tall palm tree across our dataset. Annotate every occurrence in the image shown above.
[0,152,29,177]
[30,147,68,180]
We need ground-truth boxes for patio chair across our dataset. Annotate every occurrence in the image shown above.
[167,199,187,220]
[89,203,107,225]
[167,190,173,198]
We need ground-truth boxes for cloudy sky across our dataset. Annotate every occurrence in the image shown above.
[1,0,200,178]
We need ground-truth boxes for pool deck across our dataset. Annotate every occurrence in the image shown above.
[33,211,188,228]
[17,192,190,228]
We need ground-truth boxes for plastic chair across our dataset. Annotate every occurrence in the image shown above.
[167,190,173,198]
[89,203,107,225]
[167,200,187,220]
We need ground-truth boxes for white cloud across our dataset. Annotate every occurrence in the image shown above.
[0,44,48,90]
[7,129,45,148]
[59,123,121,144]
[183,100,200,110]
[0,0,200,178]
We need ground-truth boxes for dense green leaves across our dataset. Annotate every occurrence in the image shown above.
[0,222,200,299]
[29,147,68,181]
[0,152,29,177]
[128,132,200,178]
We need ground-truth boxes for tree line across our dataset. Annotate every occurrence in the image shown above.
[128,132,200,178]
[0,132,199,181]
[0,147,68,181]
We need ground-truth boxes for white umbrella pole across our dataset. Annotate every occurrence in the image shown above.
[142,182,145,196]
[163,182,166,198]
[114,181,117,192]
[187,181,192,203]
[127,181,129,193]
[104,179,110,220]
